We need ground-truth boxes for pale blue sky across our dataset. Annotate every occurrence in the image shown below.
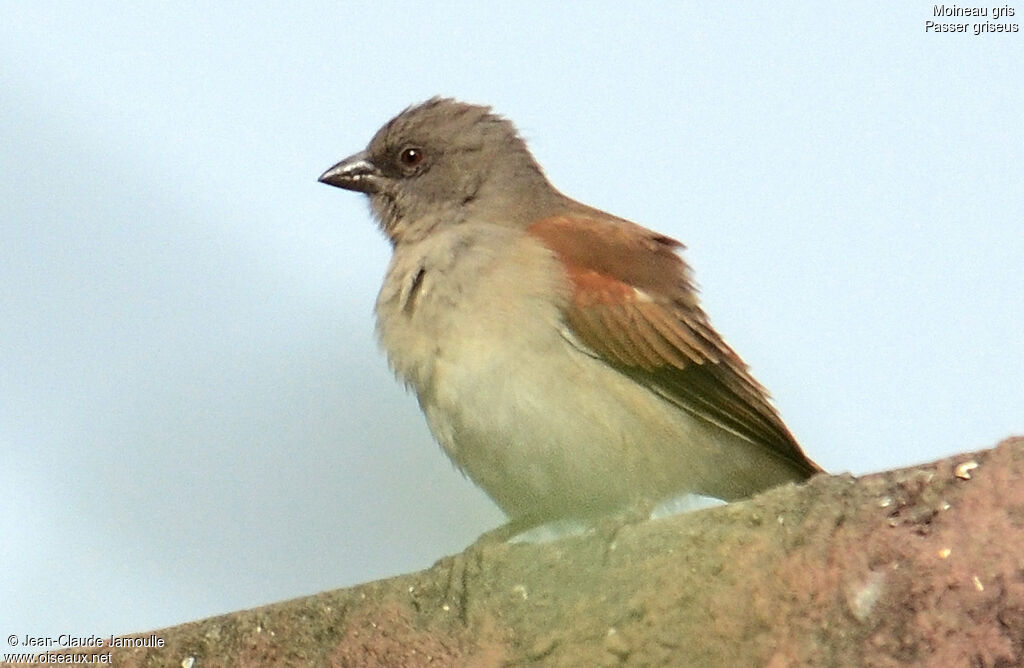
[2,2,1022,641]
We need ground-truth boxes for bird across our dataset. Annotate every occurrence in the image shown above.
[319,98,821,527]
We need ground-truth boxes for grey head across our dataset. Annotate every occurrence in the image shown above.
[319,98,566,245]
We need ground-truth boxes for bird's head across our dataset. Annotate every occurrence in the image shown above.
[319,97,562,244]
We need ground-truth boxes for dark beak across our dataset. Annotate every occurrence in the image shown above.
[318,151,383,194]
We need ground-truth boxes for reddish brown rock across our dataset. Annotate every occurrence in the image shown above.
[14,437,1024,667]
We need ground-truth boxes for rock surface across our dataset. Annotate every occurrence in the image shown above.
[14,437,1024,667]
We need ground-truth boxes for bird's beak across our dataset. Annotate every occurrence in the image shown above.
[318,151,383,194]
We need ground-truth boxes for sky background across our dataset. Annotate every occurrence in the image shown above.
[3,2,1022,642]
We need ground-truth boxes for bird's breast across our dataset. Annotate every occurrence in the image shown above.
[370,224,718,518]
[375,224,570,394]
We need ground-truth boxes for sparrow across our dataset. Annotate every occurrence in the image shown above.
[319,98,821,525]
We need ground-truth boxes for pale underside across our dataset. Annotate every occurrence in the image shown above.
[375,221,808,522]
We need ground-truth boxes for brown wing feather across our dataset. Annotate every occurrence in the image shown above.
[528,214,821,477]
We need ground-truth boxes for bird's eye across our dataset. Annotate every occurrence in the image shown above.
[398,146,424,168]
